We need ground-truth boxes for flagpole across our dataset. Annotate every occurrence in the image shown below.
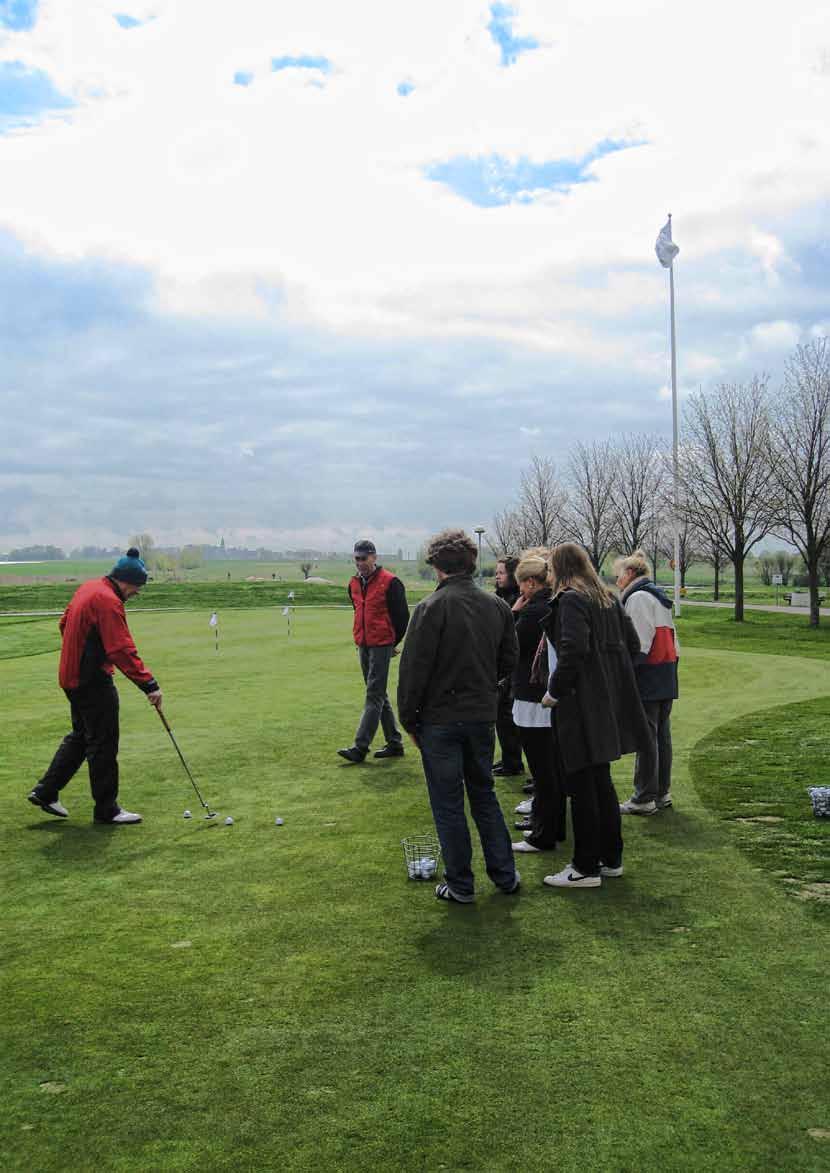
[668,214,681,617]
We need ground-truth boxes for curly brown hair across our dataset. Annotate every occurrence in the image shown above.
[425,528,478,574]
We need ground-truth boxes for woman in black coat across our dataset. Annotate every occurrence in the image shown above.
[509,552,567,854]
[493,556,525,777]
[540,543,650,889]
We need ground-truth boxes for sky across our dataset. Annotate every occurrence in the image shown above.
[1,0,828,552]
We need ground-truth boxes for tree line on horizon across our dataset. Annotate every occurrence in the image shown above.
[490,337,830,627]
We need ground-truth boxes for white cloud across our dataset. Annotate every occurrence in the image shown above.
[749,320,802,351]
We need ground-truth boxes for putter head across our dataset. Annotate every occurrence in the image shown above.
[205,810,218,819]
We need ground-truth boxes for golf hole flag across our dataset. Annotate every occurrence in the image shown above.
[656,217,680,268]
[209,611,219,652]
[282,606,292,637]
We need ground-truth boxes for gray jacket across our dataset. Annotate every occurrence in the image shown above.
[397,574,518,731]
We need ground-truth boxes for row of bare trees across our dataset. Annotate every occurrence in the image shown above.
[491,337,830,626]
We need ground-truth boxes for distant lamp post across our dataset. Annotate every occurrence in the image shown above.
[474,527,485,588]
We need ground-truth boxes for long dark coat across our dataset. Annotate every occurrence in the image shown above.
[541,587,651,775]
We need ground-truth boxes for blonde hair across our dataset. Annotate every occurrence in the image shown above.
[613,549,651,579]
[549,542,614,609]
[515,550,550,585]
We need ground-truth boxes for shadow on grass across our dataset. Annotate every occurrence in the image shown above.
[416,896,532,983]
[25,819,124,867]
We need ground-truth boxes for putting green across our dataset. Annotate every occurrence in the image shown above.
[2,608,829,1172]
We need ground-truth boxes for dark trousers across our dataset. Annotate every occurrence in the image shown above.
[553,717,622,876]
[37,678,121,820]
[495,682,524,772]
[517,725,567,848]
[354,645,402,752]
[632,699,673,803]
[419,722,517,900]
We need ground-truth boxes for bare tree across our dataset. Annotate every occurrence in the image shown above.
[517,455,569,548]
[771,338,830,626]
[681,377,777,621]
[487,506,522,558]
[565,440,618,570]
[611,433,667,556]
[300,561,312,579]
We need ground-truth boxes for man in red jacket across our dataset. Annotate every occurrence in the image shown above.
[338,539,409,763]
[27,548,162,825]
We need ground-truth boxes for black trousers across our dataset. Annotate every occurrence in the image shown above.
[495,681,524,772]
[37,677,121,819]
[517,725,567,848]
[552,716,622,875]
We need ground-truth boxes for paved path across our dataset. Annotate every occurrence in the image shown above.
[679,599,830,617]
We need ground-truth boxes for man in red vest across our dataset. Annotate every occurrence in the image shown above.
[338,539,409,763]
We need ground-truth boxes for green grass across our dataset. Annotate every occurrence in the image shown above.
[691,697,829,914]
[676,604,830,657]
[2,609,830,1171]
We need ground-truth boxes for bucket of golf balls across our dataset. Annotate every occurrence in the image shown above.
[401,834,441,881]
[808,786,830,818]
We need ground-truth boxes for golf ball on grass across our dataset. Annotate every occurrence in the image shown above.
[275,817,284,826]
[224,816,234,826]
[183,810,192,819]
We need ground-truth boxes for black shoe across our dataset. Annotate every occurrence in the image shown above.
[494,764,524,777]
[337,746,367,763]
[522,781,536,795]
[514,817,533,832]
[373,744,404,759]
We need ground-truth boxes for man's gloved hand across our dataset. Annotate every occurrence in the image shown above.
[147,689,163,709]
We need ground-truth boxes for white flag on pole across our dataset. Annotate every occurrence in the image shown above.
[282,607,290,616]
[655,217,679,268]
[209,612,218,627]
[288,590,295,600]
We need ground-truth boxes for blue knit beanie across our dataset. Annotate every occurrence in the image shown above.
[111,547,148,586]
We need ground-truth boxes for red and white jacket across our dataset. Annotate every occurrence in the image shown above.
[620,577,679,702]
[57,577,158,693]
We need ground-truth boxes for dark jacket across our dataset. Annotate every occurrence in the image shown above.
[541,588,650,775]
[58,577,158,693]
[495,582,520,608]
[511,586,552,703]
[397,574,518,731]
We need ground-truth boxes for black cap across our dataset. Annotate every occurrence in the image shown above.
[353,539,376,555]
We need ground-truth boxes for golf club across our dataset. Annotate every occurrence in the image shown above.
[156,708,217,819]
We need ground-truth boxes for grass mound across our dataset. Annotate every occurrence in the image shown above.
[676,606,830,660]
[0,617,61,660]
[690,696,830,915]
[0,580,352,614]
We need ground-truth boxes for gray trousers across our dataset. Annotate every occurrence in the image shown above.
[354,645,403,752]
[632,699,673,802]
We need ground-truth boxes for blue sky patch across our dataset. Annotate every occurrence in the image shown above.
[487,3,539,67]
[0,61,73,127]
[397,80,414,97]
[114,13,142,29]
[271,55,331,74]
[426,141,639,207]
[0,0,38,29]
[234,71,254,87]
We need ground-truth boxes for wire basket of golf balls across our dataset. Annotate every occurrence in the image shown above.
[401,833,441,882]
[807,787,830,818]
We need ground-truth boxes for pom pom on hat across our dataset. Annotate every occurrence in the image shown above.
[111,548,148,586]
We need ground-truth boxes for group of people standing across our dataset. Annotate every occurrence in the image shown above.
[340,530,679,901]
[28,534,677,906]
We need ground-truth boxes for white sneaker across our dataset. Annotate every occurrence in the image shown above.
[96,808,143,825]
[512,839,541,853]
[600,863,624,877]
[28,791,69,818]
[514,798,533,815]
[543,866,601,889]
[619,798,658,815]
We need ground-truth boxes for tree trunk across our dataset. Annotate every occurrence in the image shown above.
[734,555,744,622]
[808,558,821,628]
[713,553,720,601]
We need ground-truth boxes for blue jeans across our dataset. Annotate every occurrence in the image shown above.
[418,722,517,900]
